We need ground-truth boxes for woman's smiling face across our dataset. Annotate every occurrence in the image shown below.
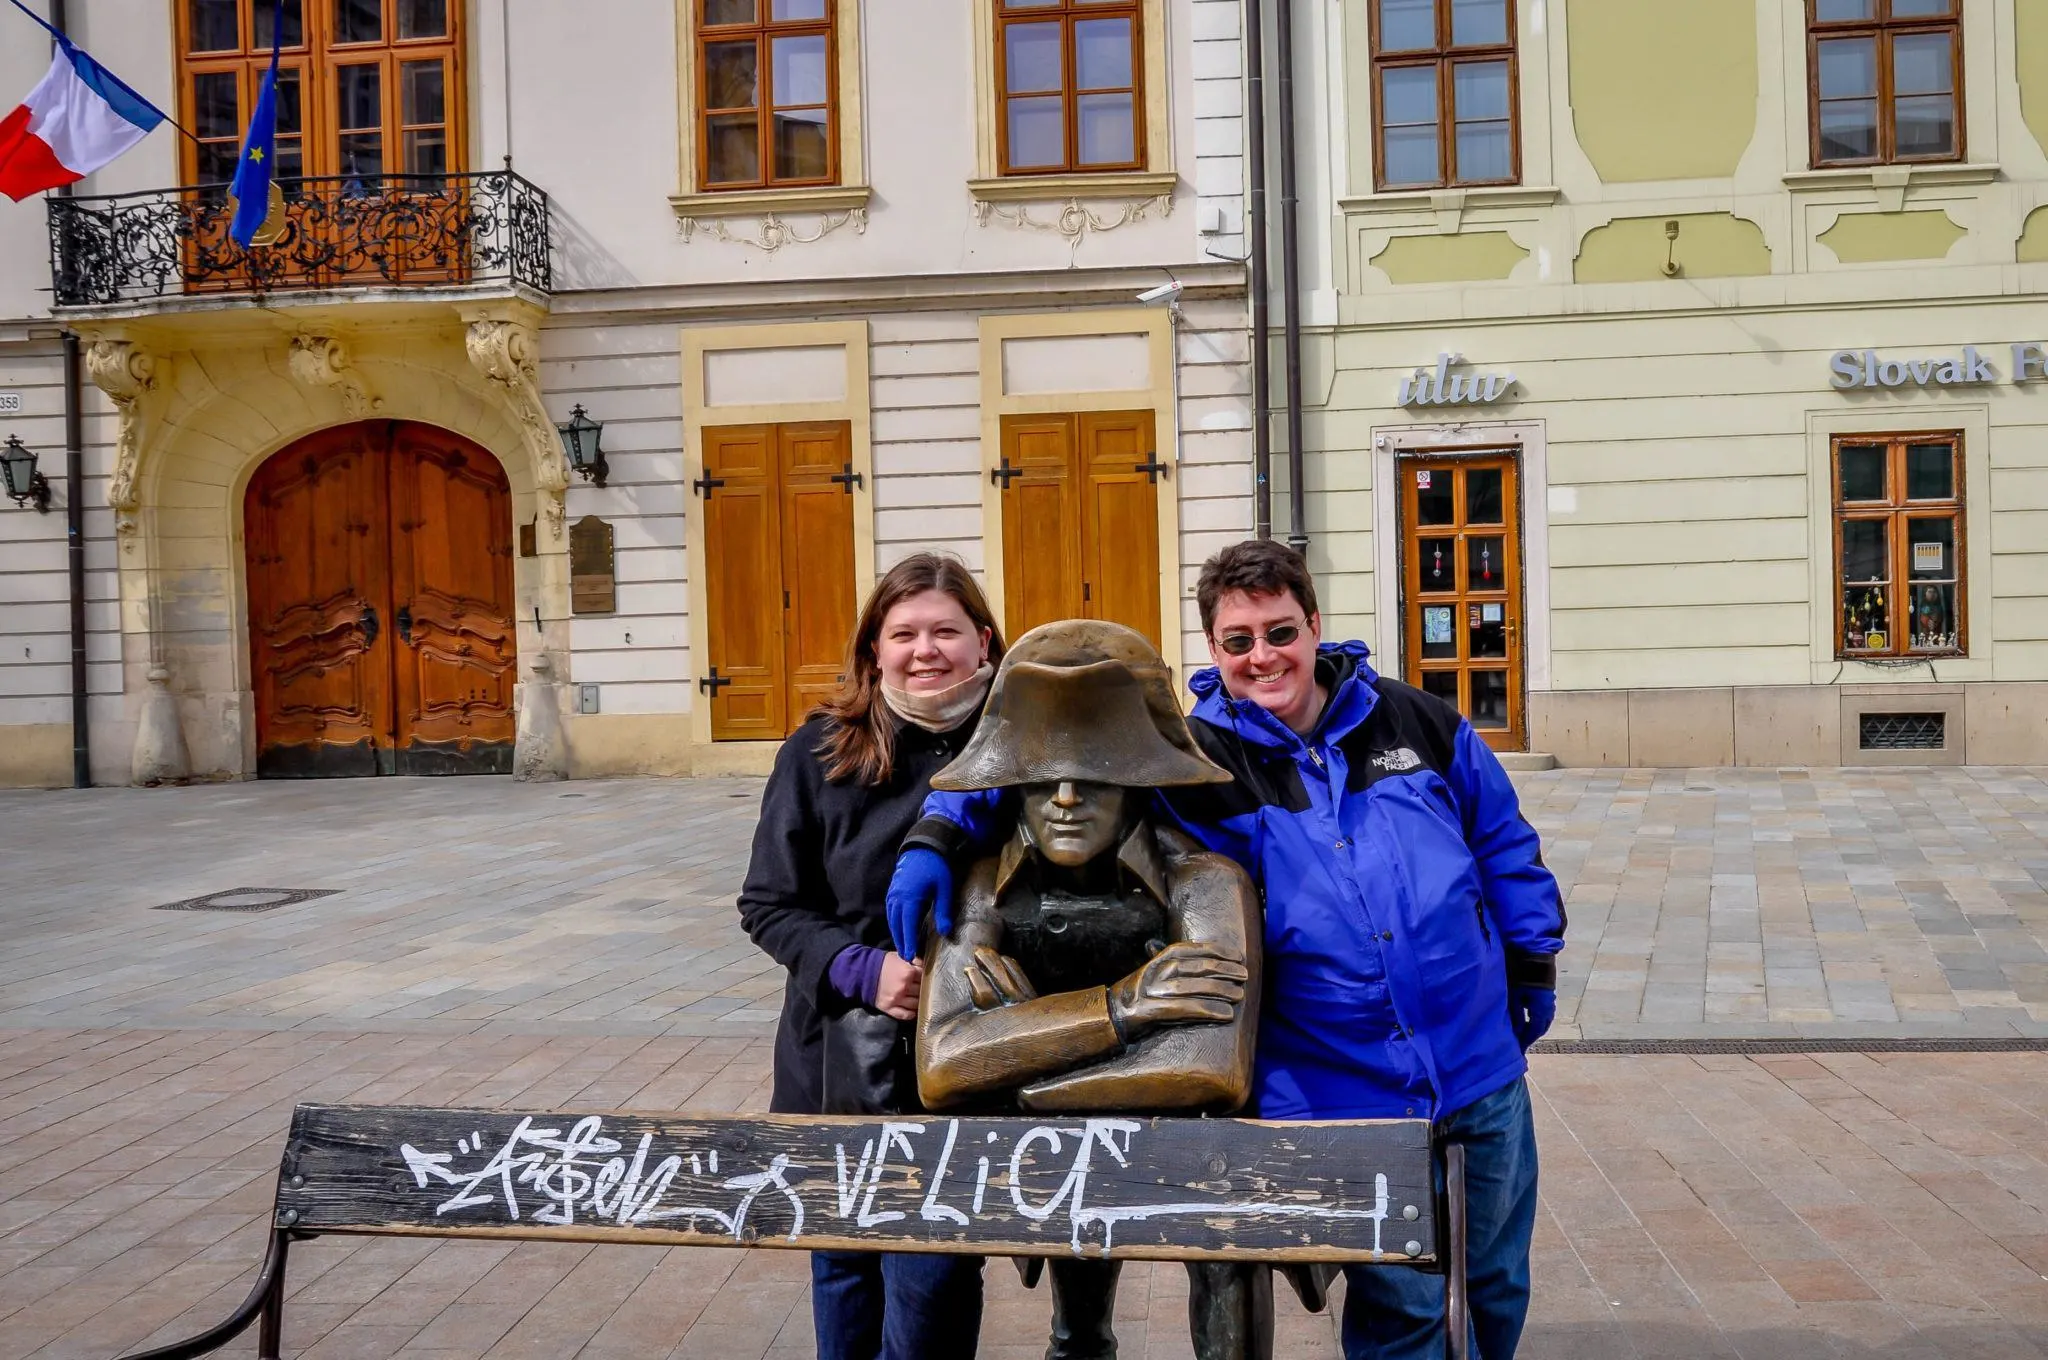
[876,589,989,694]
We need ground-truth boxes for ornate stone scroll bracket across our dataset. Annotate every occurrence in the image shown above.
[675,208,867,253]
[287,335,379,418]
[461,307,567,541]
[972,195,1172,264]
[85,338,161,550]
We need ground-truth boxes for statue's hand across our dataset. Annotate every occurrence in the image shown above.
[964,947,1039,1010]
[1108,941,1248,1041]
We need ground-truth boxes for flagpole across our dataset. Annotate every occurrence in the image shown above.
[5,0,205,148]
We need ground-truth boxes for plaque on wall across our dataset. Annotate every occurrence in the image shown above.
[519,520,538,558]
[569,515,616,615]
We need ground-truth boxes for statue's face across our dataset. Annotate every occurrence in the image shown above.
[1020,780,1129,867]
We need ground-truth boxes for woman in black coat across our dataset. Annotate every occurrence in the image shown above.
[737,551,1003,1360]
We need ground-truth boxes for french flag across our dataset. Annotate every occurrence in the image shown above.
[0,37,163,202]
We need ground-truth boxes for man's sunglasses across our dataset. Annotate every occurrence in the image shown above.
[1215,623,1303,656]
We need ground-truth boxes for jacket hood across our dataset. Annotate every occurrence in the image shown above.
[1187,639,1377,748]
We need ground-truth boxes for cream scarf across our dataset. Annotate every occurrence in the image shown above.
[881,663,993,733]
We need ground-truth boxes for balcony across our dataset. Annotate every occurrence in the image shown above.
[48,169,551,309]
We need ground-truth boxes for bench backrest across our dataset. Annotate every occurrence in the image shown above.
[275,1104,1439,1264]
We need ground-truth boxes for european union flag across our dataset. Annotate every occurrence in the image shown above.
[227,10,282,248]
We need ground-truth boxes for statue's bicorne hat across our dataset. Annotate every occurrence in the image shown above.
[928,619,1232,792]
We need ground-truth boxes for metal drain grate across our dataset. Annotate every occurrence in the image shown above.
[1532,1036,2048,1055]
[1858,711,1945,750]
[154,888,342,914]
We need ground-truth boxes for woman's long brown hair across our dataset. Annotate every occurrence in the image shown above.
[813,553,1006,787]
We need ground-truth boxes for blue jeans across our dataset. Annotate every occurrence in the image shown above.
[1342,1077,1538,1360]
[811,1250,985,1360]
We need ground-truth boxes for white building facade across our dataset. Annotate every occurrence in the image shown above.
[0,0,1253,785]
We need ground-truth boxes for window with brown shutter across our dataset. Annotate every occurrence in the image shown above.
[995,0,1145,176]
[1808,0,1961,167]
[1368,0,1517,191]
[1833,433,1966,659]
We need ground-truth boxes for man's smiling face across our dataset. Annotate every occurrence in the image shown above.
[1206,588,1324,734]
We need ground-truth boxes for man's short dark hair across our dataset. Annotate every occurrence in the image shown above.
[1196,539,1320,636]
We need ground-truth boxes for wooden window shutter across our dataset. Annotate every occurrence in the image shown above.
[1079,410,1163,649]
[701,425,786,739]
[778,422,860,727]
[998,415,1085,641]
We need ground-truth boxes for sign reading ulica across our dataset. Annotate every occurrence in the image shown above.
[1829,345,2048,390]
[1399,353,1517,408]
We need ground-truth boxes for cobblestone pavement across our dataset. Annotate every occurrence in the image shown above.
[2,768,2048,1358]
[3,767,2047,1039]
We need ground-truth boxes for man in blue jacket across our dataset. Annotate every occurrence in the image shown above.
[886,539,1565,1360]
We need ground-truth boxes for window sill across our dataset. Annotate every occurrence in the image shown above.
[1783,163,1998,192]
[668,185,873,220]
[1337,185,1562,214]
[968,171,1179,204]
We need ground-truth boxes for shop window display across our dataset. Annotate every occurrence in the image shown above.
[1833,434,1964,658]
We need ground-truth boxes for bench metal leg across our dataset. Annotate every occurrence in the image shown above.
[120,1227,292,1360]
[1444,1142,1470,1360]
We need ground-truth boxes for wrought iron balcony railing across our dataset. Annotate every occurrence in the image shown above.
[48,169,551,307]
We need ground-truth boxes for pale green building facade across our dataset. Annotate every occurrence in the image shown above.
[1288,0,2048,766]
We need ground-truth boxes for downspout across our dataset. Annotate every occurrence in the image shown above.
[1244,0,1270,539]
[52,0,88,787]
[1274,0,1307,552]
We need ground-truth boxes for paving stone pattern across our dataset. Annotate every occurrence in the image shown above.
[2,767,2048,1357]
[5,768,2048,1039]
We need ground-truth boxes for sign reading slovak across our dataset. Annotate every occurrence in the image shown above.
[0,23,162,202]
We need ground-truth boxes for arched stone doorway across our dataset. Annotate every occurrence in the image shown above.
[245,421,517,777]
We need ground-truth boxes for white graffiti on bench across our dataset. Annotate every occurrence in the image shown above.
[398,1116,1395,1256]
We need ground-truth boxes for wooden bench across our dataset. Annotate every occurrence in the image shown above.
[124,1103,1471,1360]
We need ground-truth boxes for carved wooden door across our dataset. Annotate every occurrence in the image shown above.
[386,423,517,773]
[246,422,514,777]
[246,426,393,777]
[998,411,1162,648]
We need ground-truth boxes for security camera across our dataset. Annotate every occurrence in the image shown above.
[1136,280,1183,304]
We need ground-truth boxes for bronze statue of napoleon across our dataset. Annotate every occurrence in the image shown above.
[913,620,1274,1360]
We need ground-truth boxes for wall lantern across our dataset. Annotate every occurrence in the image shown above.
[555,404,608,488]
[1,436,51,513]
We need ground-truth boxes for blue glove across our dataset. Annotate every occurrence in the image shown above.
[886,848,953,960]
[1509,986,1555,1051]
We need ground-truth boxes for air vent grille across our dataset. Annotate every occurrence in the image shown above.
[1859,712,1944,750]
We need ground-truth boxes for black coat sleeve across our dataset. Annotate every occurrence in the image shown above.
[737,731,861,1012]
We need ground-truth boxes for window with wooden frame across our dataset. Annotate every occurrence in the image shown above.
[1833,433,1965,659]
[176,0,464,190]
[697,0,837,190]
[1368,0,1517,191]
[995,0,1144,176]
[1808,0,1960,167]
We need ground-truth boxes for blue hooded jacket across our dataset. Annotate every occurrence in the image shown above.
[905,640,1565,1121]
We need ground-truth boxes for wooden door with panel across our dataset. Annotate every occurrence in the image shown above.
[245,425,394,777]
[776,422,859,729]
[1078,410,1163,649]
[701,424,788,740]
[1402,455,1525,751]
[997,414,1084,642]
[386,422,516,775]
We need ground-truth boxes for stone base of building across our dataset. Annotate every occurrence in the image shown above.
[0,725,75,788]
[1530,682,2048,768]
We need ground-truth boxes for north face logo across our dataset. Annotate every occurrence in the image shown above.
[1370,747,1425,773]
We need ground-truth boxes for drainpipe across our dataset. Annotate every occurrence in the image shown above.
[1274,0,1307,552]
[52,0,89,787]
[1244,0,1270,540]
